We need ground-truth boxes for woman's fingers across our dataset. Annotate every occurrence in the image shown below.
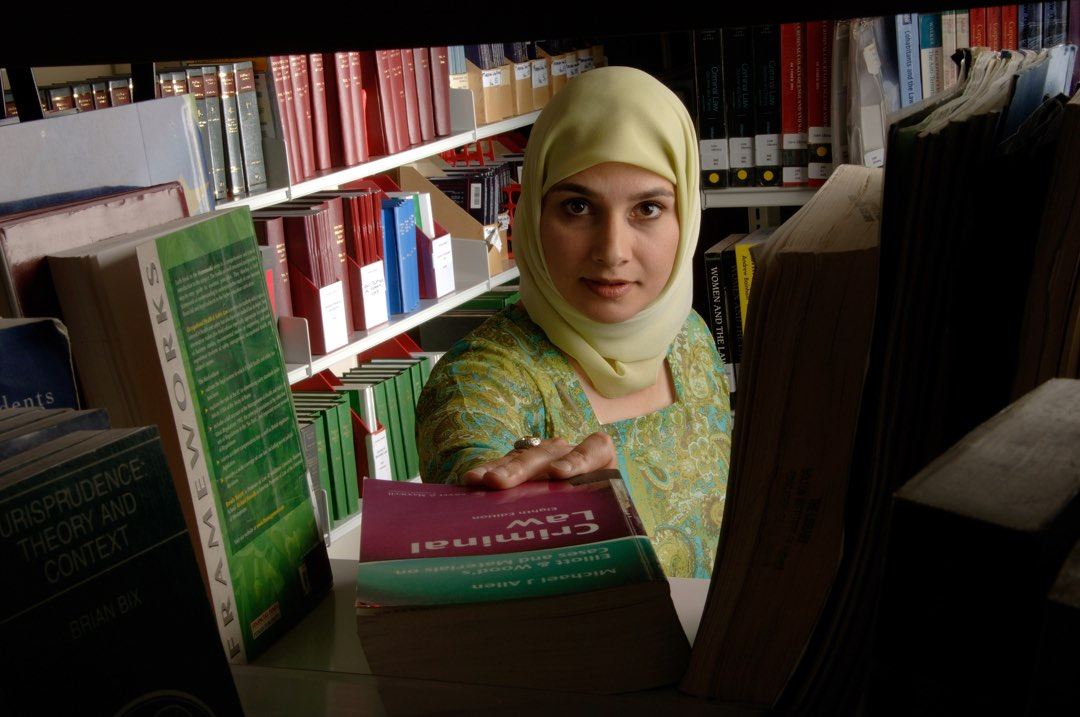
[461,438,573,489]
[547,432,618,479]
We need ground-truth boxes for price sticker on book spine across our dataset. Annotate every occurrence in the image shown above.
[319,281,349,352]
[514,62,531,82]
[700,139,730,170]
[482,69,502,88]
[432,235,455,298]
[361,260,389,328]
[368,429,393,481]
[532,61,549,88]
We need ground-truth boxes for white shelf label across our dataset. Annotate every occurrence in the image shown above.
[482,69,502,88]
[728,137,755,168]
[514,62,532,82]
[432,235,456,298]
[360,260,389,328]
[469,183,483,209]
[782,133,809,150]
[532,61,549,88]
[319,280,349,351]
[700,139,730,170]
[369,429,393,481]
[755,134,780,166]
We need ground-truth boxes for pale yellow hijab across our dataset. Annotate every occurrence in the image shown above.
[515,66,701,398]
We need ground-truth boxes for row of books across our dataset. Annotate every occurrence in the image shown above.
[2,75,134,120]
[0,406,247,713]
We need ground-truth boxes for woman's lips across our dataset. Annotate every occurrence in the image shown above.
[582,278,633,299]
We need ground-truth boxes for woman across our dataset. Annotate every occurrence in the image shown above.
[416,66,732,579]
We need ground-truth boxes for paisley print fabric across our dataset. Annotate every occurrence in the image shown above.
[416,303,732,578]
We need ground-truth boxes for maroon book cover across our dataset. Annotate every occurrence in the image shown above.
[430,47,452,137]
[347,52,369,162]
[273,56,303,184]
[780,22,808,187]
[91,82,110,110]
[412,48,436,142]
[987,6,1003,50]
[280,211,335,355]
[309,53,332,171]
[288,55,317,179]
[334,52,358,166]
[253,215,293,318]
[385,50,412,151]
[366,50,398,156]
[0,184,188,319]
[1001,5,1018,49]
[108,79,132,106]
[806,20,834,188]
[399,49,423,146]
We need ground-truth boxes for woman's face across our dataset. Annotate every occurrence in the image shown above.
[539,162,679,324]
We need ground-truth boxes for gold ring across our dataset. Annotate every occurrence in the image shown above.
[514,436,542,450]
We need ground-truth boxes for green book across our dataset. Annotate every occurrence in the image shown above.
[293,402,348,521]
[350,368,416,479]
[340,376,400,481]
[294,393,357,514]
[295,409,344,521]
[49,208,333,662]
[0,427,245,714]
[344,371,407,481]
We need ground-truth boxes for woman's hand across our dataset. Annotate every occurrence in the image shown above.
[461,432,618,489]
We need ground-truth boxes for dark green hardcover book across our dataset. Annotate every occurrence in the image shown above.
[303,412,335,522]
[331,396,359,515]
[0,426,244,715]
[752,24,782,186]
[350,368,415,479]
[294,407,345,521]
[293,400,349,521]
[343,372,405,481]
[233,62,268,194]
[296,417,329,538]
[218,66,247,198]
[201,67,228,200]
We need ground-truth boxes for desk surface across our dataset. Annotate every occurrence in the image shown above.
[233,559,759,717]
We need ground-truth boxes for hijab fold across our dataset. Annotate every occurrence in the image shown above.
[515,66,701,398]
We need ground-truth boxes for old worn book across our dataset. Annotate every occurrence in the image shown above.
[355,474,689,693]
[870,378,1080,715]
[0,318,80,411]
[0,426,244,715]
[682,164,883,706]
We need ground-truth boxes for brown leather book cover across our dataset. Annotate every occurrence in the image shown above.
[107,79,132,106]
[72,84,95,112]
[47,87,75,112]
[91,81,110,109]
[332,52,357,167]
[270,56,302,185]
[308,53,333,171]
[288,55,317,179]
[399,49,422,146]
[347,52,369,162]
[0,184,188,319]
[386,50,412,151]
[365,51,397,156]
[413,49,436,142]
[430,47,452,137]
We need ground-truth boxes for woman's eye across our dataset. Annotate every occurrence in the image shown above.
[637,202,663,218]
[563,199,590,215]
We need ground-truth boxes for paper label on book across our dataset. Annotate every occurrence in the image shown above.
[782,133,809,150]
[470,183,483,209]
[514,62,532,82]
[782,166,808,184]
[532,61,549,88]
[368,429,393,481]
[728,137,755,168]
[754,135,780,166]
[863,42,883,76]
[449,73,470,90]
[552,58,570,76]
[484,225,503,253]
[579,57,596,72]
[319,281,349,351]
[361,260,389,328]
[566,60,582,78]
[809,126,831,144]
[809,162,833,180]
[497,212,511,233]
[864,147,885,167]
[700,139,730,170]
[432,235,455,298]
[482,69,502,88]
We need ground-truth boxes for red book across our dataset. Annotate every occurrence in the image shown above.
[430,47,452,137]
[304,194,358,331]
[368,50,400,155]
[413,48,436,142]
[806,20,834,188]
[271,56,302,185]
[399,49,423,146]
[252,215,293,318]
[970,7,988,46]
[780,22,808,187]
[986,6,1003,50]
[0,184,188,318]
[1001,5,1018,49]
[386,50,412,152]
[334,53,358,166]
[288,55,316,179]
[347,52,369,162]
[308,54,333,171]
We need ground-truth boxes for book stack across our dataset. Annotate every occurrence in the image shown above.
[354,473,688,693]
[292,390,359,527]
[0,412,244,715]
[17,75,134,121]
[0,318,80,412]
[428,162,514,230]
[0,406,109,459]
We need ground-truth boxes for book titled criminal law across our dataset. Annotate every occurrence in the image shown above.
[355,474,689,693]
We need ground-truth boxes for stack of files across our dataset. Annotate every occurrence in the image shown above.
[777,47,1079,715]
[0,419,245,715]
[337,356,433,483]
[428,164,509,227]
[0,183,188,319]
[681,165,884,708]
[253,202,352,355]
[0,406,109,460]
[292,390,359,525]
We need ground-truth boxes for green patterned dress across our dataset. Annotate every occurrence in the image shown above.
[416,303,732,578]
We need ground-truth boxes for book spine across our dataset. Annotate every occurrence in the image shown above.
[218,67,248,198]
[941,11,959,90]
[1019,4,1044,49]
[234,63,268,193]
[752,25,781,186]
[780,22,808,187]
[919,13,945,100]
[431,47,453,136]
[806,19,834,187]
[185,69,213,194]
[1043,1,1066,46]
[108,79,132,106]
[254,216,293,317]
[387,50,411,151]
[269,57,301,186]
[288,55,316,179]
[73,84,95,112]
[400,49,422,146]
[955,10,971,51]
[703,249,737,393]
[721,26,756,185]
[347,52,368,162]
[987,6,1003,50]
[91,82,110,109]
[970,7,988,45]
[1002,5,1020,48]
[334,53,358,167]
[696,30,730,189]
[317,54,346,169]
[414,48,436,142]
[375,51,400,155]
[734,242,757,331]
[309,54,333,171]
[199,69,228,199]
[896,14,924,107]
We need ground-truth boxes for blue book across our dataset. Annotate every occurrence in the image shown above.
[394,198,421,314]
[381,202,404,315]
[918,13,944,99]
[896,14,924,107]
[1043,1,1067,46]
[0,318,80,411]
[0,408,110,460]
[1019,4,1044,50]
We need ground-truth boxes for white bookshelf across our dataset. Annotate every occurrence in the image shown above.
[703,186,817,209]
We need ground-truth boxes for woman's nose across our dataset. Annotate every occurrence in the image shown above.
[592,216,631,267]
